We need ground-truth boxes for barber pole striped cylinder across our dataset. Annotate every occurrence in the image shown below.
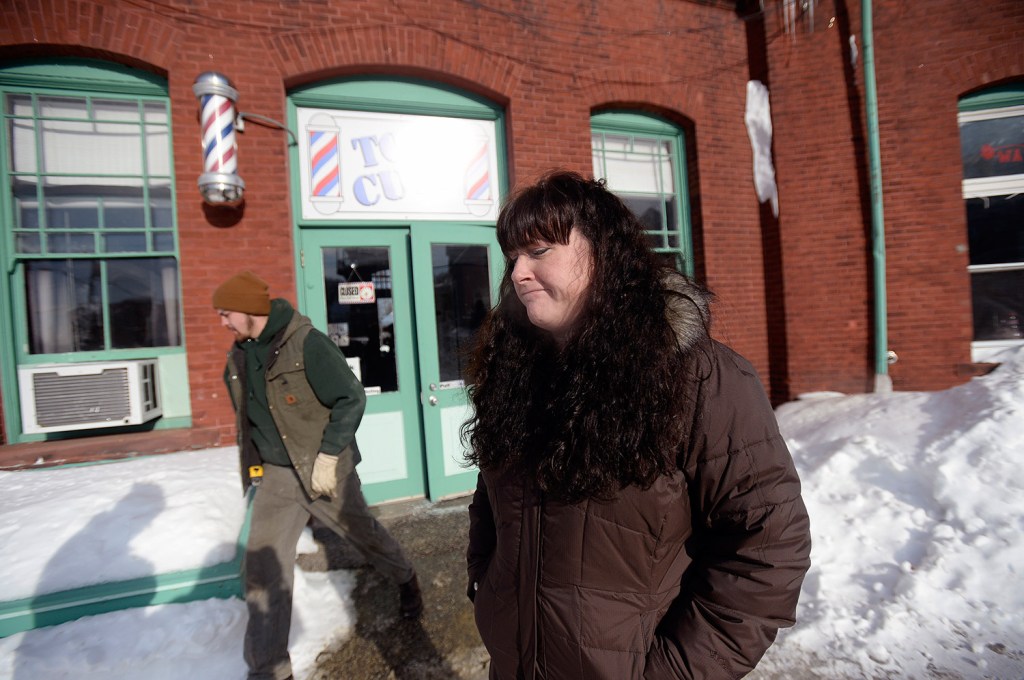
[192,72,245,205]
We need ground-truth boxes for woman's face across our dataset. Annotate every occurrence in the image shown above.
[507,227,593,344]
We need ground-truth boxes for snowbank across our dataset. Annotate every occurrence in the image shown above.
[756,346,1024,678]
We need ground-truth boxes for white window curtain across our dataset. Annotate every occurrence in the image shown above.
[27,264,80,354]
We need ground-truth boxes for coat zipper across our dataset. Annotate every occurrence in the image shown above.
[533,489,544,680]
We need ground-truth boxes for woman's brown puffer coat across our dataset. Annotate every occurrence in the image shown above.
[466,286,812,680]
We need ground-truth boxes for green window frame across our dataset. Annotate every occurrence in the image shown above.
[0,60,183,358]
[958,83,1024,352]
[591,111,693,275]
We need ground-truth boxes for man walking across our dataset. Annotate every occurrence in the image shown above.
[214,271,422,680]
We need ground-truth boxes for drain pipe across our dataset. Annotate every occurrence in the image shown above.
[862,0,892,393]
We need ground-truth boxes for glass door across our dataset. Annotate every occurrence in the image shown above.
[300,224,502,502]
[300,229,426,503]
[410,224,503,499]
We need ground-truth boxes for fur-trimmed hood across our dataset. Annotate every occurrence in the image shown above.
[662,269,713,353]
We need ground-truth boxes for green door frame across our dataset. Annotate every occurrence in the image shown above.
[286,76,507,502]
[300,228,427,504]
[410,223,503,499]
[300,224,502,502]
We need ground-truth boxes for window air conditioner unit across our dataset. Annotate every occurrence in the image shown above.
[18,360,162,434]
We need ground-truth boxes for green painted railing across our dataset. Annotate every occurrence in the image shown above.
[0,492,253,638]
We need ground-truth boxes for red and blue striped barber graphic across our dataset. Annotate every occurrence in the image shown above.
[465,141,491,201]
[464,136,493,216]
[308,113,343,214]
[311,131,340,197]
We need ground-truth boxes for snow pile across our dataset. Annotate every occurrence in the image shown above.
[0,448,244,600]
[2,564,354,680]
[0,450,356,680]
[756,346,1024,678]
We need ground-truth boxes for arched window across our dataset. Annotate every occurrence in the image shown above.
[958,83,1024,358]
[1,60,181,355]
[591,111,693,274]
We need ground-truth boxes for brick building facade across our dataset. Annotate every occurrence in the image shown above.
[0,0,1020,500]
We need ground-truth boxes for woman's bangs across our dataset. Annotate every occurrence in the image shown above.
[497,187,574,253]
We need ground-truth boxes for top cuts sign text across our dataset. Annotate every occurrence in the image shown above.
[297,108,500,222]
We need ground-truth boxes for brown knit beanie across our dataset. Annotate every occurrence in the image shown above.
[212,271,271,315]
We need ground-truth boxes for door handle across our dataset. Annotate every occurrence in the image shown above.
[428,396,438,406]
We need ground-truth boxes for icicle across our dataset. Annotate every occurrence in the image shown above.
[783,0,797,37]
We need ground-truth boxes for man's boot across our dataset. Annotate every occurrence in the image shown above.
[399,573,424,619]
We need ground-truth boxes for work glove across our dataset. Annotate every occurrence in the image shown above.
[311,452,339,499]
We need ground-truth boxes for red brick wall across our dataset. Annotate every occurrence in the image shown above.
[765,0,1024,395]
[0,0,770,450]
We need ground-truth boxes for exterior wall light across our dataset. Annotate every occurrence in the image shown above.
[193,72,245,206]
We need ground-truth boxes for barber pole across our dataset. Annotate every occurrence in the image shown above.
[193,72,245,205]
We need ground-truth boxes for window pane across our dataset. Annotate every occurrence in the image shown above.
[152,231,175,252]
[960,114,1024,180]
[322,247,398,393]
[15,232,41,254]
[106,202,146,229]
[621,195,664,231]
[104,232,147,252]
[432,244,491,383]
[5,93,33,116]
[660,141,675,193]
[40,118,143,176]
[43,179,146,230]
[93,99,140,122]
[665,196,677,233]
[108,257,181,347]
[45,198,98,229]
[143,101,168,124]
[146,126,170,176]
[600,134,629,154]
[12,176,39,228]
[8,117,37,173]
[966,194,1024,265]
[596,134,675,194]
[25,259,103,353]
[971,269,1024,340]
[47,232,94,253]
[38,96,87,119]
[603,150,660,194]
[150,182,173,228]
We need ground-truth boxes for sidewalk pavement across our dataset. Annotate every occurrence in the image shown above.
[302,494,489,680]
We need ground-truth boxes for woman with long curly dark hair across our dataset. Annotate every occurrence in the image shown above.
[464,170,811,679]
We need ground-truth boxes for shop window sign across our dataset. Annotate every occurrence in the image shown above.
[960,112,1024,179]
[296,108,500,222]
[958,97,1024,349]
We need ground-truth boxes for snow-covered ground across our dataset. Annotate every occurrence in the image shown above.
[757,344,1024,679]
[0,449,355,680]
[1,346,1022,680]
